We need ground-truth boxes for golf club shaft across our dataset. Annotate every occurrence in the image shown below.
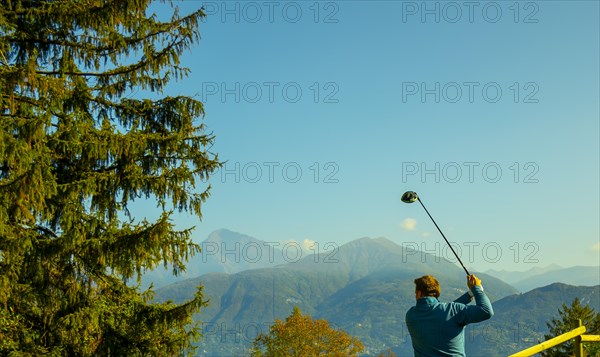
[417,198,471,276]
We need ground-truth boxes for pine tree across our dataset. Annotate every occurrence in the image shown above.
[542,297,600,357]
[250,306,365,357]
[0,1,220,355]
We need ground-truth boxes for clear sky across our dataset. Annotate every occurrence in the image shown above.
[139,0,600,272]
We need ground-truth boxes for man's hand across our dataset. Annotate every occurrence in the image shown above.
[467,274,482,289]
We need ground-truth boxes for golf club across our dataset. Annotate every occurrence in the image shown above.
[401,191,471,276]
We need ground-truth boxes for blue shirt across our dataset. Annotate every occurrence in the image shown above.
[405,286,494,357]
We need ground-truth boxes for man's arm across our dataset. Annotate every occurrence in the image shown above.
[455,275,494,325]
[454,291,472,305]
[466,275,494,322]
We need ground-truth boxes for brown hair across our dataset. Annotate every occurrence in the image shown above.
[414,275,441,298]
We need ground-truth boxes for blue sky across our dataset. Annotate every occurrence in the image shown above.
[140,1,599,272]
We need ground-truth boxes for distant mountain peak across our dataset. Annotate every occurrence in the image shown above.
[343,236,376,245]
[340,236,399,248]
[205,229,260,242]
[538,282,572,290]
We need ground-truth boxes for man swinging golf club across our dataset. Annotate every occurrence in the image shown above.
[402,192,494,356]
[406,274,493,357]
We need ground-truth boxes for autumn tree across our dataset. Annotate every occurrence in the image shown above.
[0,0,219,355]
[250,306,365,357]
[376,349,398,357]
[542,297,600,357]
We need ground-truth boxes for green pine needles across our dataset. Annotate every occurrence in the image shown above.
[0,1,220,355]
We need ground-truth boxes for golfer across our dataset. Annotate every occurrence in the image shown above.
[406,274,493,357]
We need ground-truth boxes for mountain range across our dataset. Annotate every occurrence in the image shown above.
[141,229,287,289]
[148,230,600,356]
[485,264,600,292]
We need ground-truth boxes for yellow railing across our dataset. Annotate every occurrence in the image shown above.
[508,320,599,357]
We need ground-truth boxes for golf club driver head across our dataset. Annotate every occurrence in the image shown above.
[401,191,419,203]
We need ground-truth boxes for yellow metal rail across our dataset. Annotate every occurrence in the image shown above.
[508,319,599,357]
[581,335,600,342]
[508,326,586,357]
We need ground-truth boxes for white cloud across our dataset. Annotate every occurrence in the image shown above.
[400,218,417,231]
[300,239,317,251]
[592,242,600,252]
[282,239,318,252]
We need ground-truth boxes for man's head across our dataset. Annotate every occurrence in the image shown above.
[414,275,441,299]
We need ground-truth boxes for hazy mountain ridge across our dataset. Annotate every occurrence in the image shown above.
[484,264,563,284]
[141,229,286,289]
[511,266,600,292]
[484,265,600,292]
